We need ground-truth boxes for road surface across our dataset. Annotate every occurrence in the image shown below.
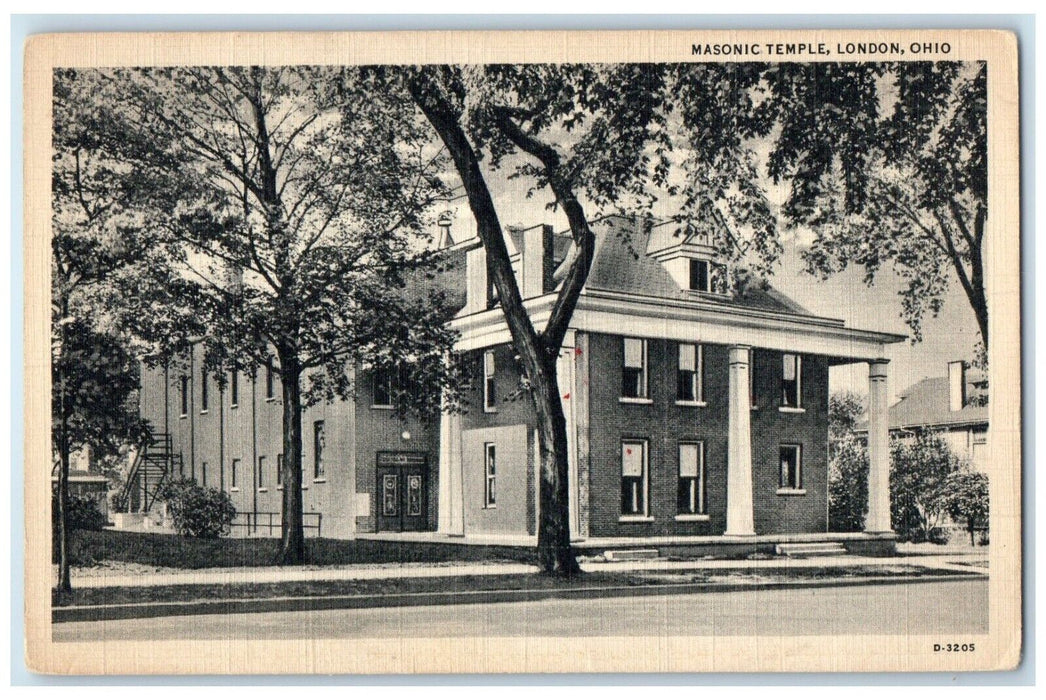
[53,578,987,641]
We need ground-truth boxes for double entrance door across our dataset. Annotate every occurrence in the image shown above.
[375,452,428,532]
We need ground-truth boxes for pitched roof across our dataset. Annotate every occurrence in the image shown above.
[568,215,815,316]
[858,376,989,432]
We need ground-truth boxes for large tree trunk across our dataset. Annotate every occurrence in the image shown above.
[55,419,72,592]
[275,349,305,566]
[532,353,581,576]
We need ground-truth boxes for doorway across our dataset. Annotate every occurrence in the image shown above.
[375,452,428,532]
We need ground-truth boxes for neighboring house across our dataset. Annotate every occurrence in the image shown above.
[133,215,906,545]
[51,446,110,520]
[857,361,989,471]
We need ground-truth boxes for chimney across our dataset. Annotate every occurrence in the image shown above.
[521,224,555,299]
[436,210,455,249]
[948,360,966,411]
[464,244,489,314]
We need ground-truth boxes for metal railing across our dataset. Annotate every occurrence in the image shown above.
[229,511,323,537]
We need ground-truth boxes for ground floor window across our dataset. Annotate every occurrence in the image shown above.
[231,458,240,489]
[277,453,284,488]
[257,455,266,489]
[201,461,208,487]
[483,443,496,508]
[779,444,802,490]
[621,440,648,516]
[678,442,706,515]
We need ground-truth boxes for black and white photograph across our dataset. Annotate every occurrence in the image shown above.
[22,29,1022,674]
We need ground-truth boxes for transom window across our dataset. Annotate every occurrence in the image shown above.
[483,351,497,412]
[621,338,648,399]
[781,354,802,408]
[677,343,704,403]
[483,443,496,508]
[779,444,803,490]
[621,440,649,516]
[678,442,707,515]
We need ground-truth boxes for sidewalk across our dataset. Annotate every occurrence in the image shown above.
[66,551,989,589]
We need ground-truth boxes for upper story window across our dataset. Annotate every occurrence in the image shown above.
[781,354,802,408]
[688,259,729,294]
[200,371,209,412]
[677,343,704,403]
[179,375,189,417]
[265,359,275,400]
[230,370,239,408]
[621,338,648,399]
[373,367,394,408]
[483,351,497,412]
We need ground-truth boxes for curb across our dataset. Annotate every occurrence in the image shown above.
[52,571,986,624]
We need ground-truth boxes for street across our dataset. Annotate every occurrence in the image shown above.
[53,578,987,641]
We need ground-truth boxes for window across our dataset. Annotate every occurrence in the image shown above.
[689,259,729,294]
[621,440,649,517]
[779,444,802,490]
[678,442,707,515]
[230,371,239,407]
[201,371,209,412]
[231,458,240,489]
[373,367,394,407]
[621,338,647,399]
[677,343,704,403]
[781,354,802,408]
[483,443,496,508]
[179,375,189,416]
[689,259,709,292]
[265,360,275,400]
[313,421,326,479]
[257,455,266,489]
[277,453,284,488]
[201,461,208,487]
[483,351,496,412]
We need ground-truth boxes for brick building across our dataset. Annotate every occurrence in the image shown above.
[135,215,905,547]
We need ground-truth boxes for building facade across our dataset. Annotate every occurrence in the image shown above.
[136,215,906,544]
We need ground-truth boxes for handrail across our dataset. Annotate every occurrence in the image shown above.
[228,511,323,537]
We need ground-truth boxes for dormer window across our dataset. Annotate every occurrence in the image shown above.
[688,259,728,294]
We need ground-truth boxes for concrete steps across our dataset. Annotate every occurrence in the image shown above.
[775,542,847,558]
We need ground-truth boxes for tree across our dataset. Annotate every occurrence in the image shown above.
[829,390,866,453]
[778,62,988,348]
[104,66,457,565]
[890,432,964,541]
[51,68,190,591]
[944,469,989,546]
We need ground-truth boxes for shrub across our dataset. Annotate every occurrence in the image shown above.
[890,432,963,542]
[828,436,869,532]
[944,469,989,546]
[160,477,236,539]
[52,493,108,532]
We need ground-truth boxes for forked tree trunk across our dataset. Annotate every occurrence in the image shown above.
[532,353,581,576]
[275,350,305,566]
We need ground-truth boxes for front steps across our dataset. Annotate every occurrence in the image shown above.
[775,542,847,558]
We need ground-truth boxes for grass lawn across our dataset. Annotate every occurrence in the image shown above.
[64,529,534,570]
[53,564,981,609]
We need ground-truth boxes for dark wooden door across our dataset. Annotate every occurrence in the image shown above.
[375,453,428,532]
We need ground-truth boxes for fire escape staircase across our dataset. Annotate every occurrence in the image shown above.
[121,433,183,514]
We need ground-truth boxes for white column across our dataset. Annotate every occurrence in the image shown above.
[866,360,893,533]
[437,409,464,535]
[726,346,756,536]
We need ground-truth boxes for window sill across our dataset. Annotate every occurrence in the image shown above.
[200,410,209,415]
[230,487,240,492]
[313,478,327,484]
[675,400,707,407]
[483,407,498,414]
[675,514,710,522]
[483,505,496,510]
[619,397,653,405]
[265,397,276,403]
[257,488,268,493]
[778,407,806,414]
[179,414,188,420]
[370,404,395,411]
[230,404,239,410]
[618,515,654,523]
[776,488,806,496]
